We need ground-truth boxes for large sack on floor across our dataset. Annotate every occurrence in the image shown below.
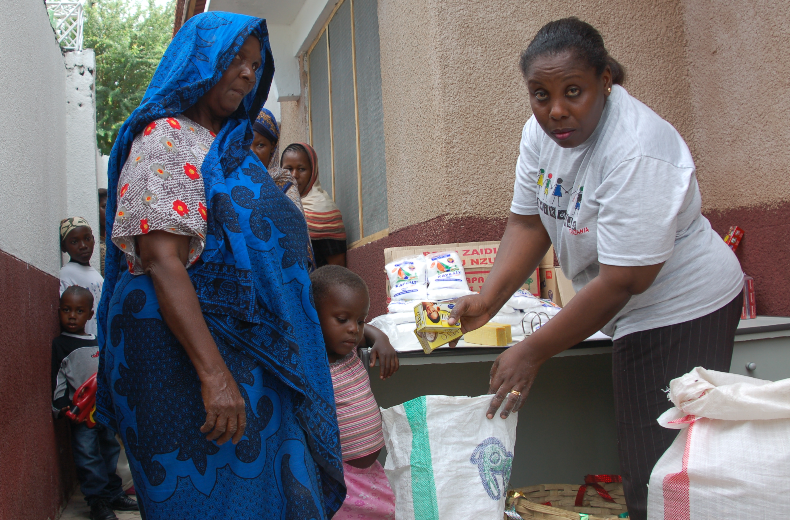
[381,395,518,519]
[648,367,790,519]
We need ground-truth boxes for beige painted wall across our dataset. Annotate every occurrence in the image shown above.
[682,0,790,211]
[377,0,694,231]
[278,56,311,150]
[287,0,789,230]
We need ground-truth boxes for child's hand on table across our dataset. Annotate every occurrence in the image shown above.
[364,324,400,380]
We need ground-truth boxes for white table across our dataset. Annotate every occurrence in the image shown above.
[387,317,790,374]
[369,316,790,488]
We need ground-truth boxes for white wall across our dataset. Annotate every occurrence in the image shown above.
[0,0,69,277]
[64,50,100,271]
[0,0,99,276]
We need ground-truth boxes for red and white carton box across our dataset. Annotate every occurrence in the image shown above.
[742,275,756,319]
[724,226,744,252]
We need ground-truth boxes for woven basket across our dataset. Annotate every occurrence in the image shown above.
[505,482,628,519]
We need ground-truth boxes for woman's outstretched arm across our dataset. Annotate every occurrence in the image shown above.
[449,212,552,333]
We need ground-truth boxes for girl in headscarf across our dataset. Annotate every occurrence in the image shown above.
[252,108,304,212]
[95,12,344,519]
[281,143,347,267]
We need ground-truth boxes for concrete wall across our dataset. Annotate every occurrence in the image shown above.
[0,1,100,517]
[276,0,789,317]
[682,0,790,316]
[0,251,75,520]
[376,0,694,232]
[363,0,789,317]
[64,50,101,271]
[0,1,69,277]
[278,55,311,150]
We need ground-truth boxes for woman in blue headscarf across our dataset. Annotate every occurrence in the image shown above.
[95,12,345,519]
[252,107,304,212]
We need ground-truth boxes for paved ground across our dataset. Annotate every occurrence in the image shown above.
[58,492,141,520]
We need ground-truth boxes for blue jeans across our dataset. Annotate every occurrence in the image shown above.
[71,423,124,505]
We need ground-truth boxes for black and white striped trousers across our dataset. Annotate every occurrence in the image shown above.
[612,294,742,520]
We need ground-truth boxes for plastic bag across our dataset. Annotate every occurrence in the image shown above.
[388,300,420,314]
[426,287,475,302]
[386,255,428,301]
[382,395,518,520]
[647,367,790,519]
[425,251,467,292]
[506,290,545,312]
[368,315,422,352]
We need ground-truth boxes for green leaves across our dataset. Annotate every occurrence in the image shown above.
[84,0,176,155]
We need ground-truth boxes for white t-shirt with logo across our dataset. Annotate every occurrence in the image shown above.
[510,85,743,340]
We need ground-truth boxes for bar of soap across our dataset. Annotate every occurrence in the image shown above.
[464,322,512,346]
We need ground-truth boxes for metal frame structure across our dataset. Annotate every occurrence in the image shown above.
[46,1,84,51]
[306,0,390,247]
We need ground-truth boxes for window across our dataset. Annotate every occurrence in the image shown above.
[307,0,388,245]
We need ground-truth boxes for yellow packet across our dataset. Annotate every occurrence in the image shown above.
[413,302,463,354]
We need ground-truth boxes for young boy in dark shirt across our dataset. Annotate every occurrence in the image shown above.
[52,286,138,520]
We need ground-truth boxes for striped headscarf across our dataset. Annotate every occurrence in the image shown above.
[296,143,347,242]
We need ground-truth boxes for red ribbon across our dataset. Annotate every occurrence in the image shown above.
[575,474,622,507]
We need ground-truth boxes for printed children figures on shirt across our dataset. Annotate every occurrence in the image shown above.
[543,172,553,195]
[551,177,569,205]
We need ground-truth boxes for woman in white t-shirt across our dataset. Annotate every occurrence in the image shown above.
[448,18,743,519]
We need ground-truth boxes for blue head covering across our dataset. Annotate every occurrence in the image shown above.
[253,107,279,145]
[98,12,344,512]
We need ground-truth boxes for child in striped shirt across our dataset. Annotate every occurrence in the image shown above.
[311,266,398,519]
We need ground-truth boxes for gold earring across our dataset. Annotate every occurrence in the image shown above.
[607,87,612,93]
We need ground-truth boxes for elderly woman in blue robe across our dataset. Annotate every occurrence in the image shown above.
[95,12,344,519]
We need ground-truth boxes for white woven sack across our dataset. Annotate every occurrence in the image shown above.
[647,367,790,520]
[381,395,518,520]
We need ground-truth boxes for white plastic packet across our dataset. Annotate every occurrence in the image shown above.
[425,251,467,292]
[648,367,790,519]
[387,300,419,314]
[368,315,422,352]
[382,395,518,520]
[506,290,544,312]
[386,255,428,301]
[426,287,475,302]
[387,312,415,325]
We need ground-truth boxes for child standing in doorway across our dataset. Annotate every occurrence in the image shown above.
[52,286,138,520]
[59,217,103,336]
[310,265,398,519]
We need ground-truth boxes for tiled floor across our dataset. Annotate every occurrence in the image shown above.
[58,492,141,520]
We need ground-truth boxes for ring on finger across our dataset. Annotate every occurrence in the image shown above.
[508,390,521,398]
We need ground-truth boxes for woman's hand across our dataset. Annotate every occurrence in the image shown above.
[447,294,495,333]
[364,324,400,379]
[485,341,541,419]
[481,261,666,419]
[199,369,247,445]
